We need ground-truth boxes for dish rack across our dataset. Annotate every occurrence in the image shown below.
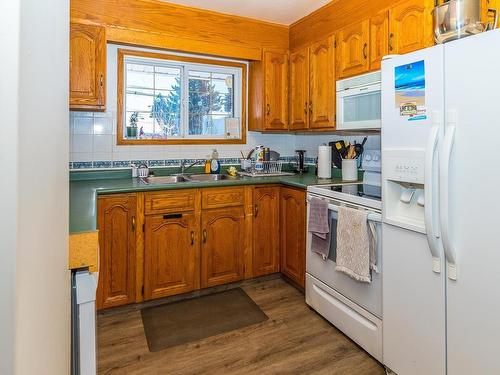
[237,160,295,177]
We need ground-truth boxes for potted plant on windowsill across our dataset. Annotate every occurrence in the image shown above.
[127,111,139,138]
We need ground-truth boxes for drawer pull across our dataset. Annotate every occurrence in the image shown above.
[190,231,195,246]
[163,213,183,220]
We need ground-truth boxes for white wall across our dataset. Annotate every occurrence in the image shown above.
[0,0,70,374]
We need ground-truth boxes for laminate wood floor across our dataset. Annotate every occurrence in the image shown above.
[97,276,385,375]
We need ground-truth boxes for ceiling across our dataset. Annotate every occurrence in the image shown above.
[161,0,332,25]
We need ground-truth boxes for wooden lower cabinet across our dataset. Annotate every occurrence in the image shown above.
[201,207,246,288]
[97,194,136,309]
[144,212,199,300]
[280,187,306,288]
[252,187,280,276]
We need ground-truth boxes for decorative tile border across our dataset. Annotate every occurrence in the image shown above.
[69,156,316,170]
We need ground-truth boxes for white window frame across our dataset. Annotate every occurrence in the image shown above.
[123,55,243,141]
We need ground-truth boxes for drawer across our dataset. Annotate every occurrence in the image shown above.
[202,187,245,209]
[145,190,196,215]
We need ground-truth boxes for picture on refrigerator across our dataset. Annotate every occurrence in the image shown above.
[394,60,427,121]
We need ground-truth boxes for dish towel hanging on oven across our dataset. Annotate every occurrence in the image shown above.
[336,205,378,283]
[308,197,331,260]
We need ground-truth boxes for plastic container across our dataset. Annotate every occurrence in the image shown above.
[342,159,358,181]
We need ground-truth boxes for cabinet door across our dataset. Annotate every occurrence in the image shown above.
[253,187,280,276]
[337,20,370,79]
[370,11,389,71]
[97,194,136,309]
[280,188,306,288]
[201,207,245,288]
[481,0,499,28]
[69,23,106,110]
[264,51,289,130]
[389,0,433,55]
[144,213,198,300]
[309,36,336,129]
[289,47,310,130]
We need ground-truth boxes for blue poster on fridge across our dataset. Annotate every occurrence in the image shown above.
[394,60,427,121]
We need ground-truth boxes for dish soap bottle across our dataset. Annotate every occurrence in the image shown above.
[204,155,211,174]
[210,149,221,174]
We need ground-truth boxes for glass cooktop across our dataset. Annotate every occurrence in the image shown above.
[322,183,381,201]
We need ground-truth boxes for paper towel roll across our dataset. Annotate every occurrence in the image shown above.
[318,145,332,179]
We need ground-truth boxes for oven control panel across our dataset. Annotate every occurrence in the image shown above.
[383,149,425,184]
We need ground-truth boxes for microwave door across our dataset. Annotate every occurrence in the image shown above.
[337,84,381,130]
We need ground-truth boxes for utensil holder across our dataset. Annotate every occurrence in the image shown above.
[342,159,358,181]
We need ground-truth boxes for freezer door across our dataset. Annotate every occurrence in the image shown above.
[443,29,500,375]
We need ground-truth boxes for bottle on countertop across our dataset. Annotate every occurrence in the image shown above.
[210,149,221,174]
[204,156,211,174]
[255,145,265,171]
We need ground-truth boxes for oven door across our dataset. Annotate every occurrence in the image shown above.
[306,196,382,318]
[336,83,381,130]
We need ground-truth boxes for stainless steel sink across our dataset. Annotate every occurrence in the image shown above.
[144,175,187,184]
[186,174,236,182]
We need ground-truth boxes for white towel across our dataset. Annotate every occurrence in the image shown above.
[335,206,372,283]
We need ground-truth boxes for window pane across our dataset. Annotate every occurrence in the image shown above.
[126,88,154,112]
[154,66,181,91]
[126,63,154,88]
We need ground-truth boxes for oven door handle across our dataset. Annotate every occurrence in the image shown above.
[327,203,382,223]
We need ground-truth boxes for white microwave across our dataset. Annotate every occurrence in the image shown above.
[336,71,381,130]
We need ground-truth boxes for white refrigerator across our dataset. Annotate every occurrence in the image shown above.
[381,29,500,375]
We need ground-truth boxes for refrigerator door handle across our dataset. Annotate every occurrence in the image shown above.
[440,110,458,280]
[424,119,442,273]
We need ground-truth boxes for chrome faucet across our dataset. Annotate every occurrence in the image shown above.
[180,159,201,174]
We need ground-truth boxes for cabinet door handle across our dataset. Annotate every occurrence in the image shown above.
[389,33,394,52]
[309,101,313,114]
[304,102,308,115]
[254,204,259,218]
[163,213,182,220]
[363,43,368,59]
[190,231,195,246]
[99,74,104,87]
[202,229,207,243]
[266,103,271,116]
[131,216,136,231]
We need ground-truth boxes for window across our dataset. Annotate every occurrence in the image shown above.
[117,49,246,145]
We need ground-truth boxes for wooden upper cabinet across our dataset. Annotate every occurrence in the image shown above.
[144,213,199,300]
[252,187,280,276]
[289,47,310,130]
[249,50,288,131]
[280,188,306,288]
[97,194,136,310]
[309,36,336,129]
[370,11,390,71]
[337,20,370,79]
[201,207,245,288]
[481,0,499,28]
[264,51,289,130]
[69,23,106,111]
[389,0,433,55]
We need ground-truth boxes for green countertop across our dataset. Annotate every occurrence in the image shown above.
[69,170,345,234]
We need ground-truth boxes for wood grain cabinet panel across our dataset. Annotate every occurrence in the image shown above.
[280,188,306,288]
[249,50,288,131]
[389,0,433,55]
[370,11,389,71]
[145,190,196,215]
[97,194,136,309]
[337,20,370,79]
[289,47,310,130]
[70,23,106,110]
[252,187,280,276]
[309,36,336,129]
[144,212,199,300]
[202,187,245,209]
[201,207,245,288]
[481,0,499,28]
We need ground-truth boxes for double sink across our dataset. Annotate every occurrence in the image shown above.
[142,173,239,185]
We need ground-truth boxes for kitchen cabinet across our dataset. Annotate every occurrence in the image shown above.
[389,0,433,55]
[309,36,336,129]
[69,23,106,111]
[289,35,336,131]
[96,194,136,309]
[249,50,289,131]
[336,20,370,79]
[482,0,499,28]
[369,11,390,71]
[144,212,199,300]
[201,207,246,288]
[280,188,306,288]
[289,47,310,130]
[252,187,280,276]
